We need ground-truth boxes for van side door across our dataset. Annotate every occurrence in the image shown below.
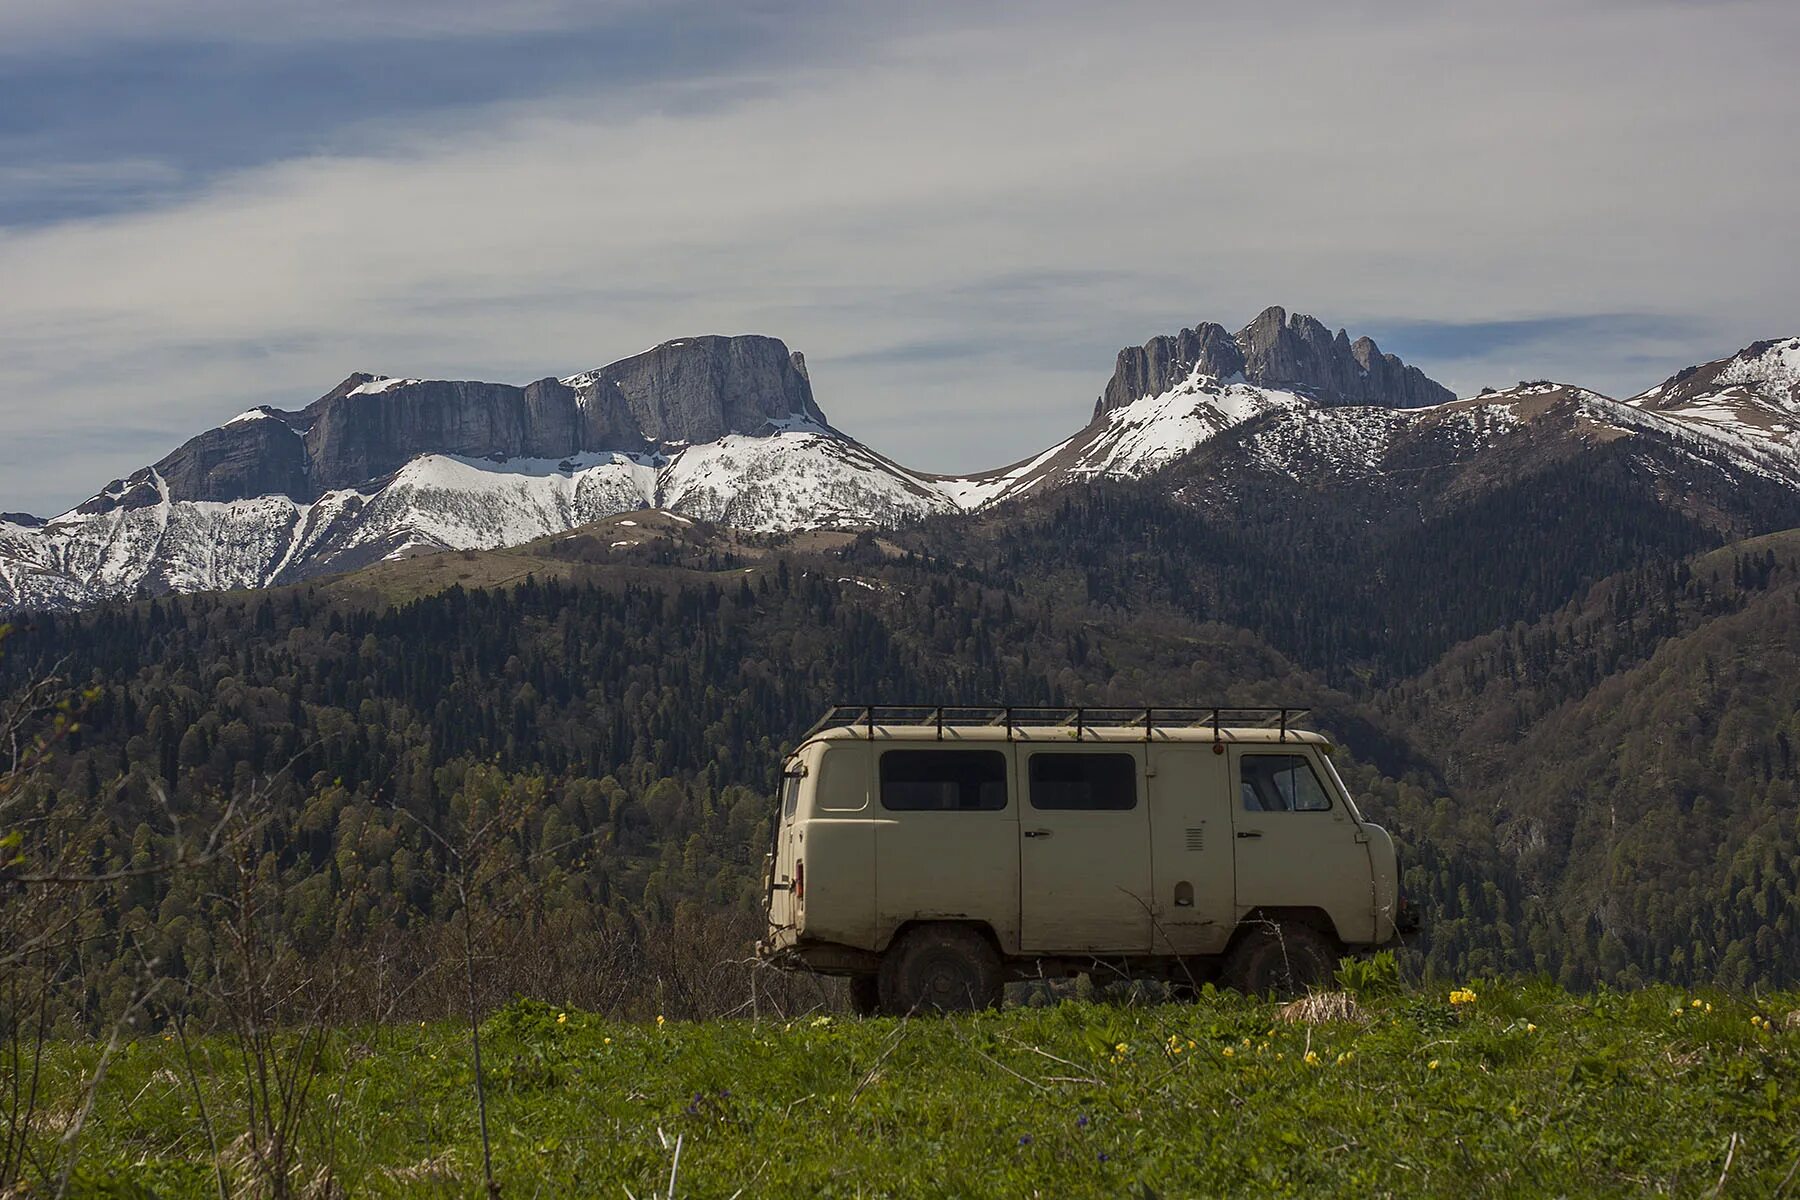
[1017,744,1152,955]
[1228,747,1376,945]
[1145,744,1234,954]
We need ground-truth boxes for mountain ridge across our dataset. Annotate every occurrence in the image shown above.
[4,314,1798,613]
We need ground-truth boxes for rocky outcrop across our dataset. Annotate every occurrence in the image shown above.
[1096,306,1455,418]
[564,336,826,445]
[144,335,827,504]
[1236,306,1454,409]
[1096,323,1244,416]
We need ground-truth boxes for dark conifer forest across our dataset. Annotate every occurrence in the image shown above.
[5,467,1799,1030]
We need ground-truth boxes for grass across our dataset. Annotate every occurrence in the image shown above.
[29,981,1800,1198]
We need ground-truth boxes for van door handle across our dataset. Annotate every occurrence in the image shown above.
[1023,829,1054,839]
[1236,830,1263,839]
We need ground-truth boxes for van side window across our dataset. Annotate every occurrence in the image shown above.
[1240,754,1332,812]
[1029,753,1136,810]
[880,750,1008,811]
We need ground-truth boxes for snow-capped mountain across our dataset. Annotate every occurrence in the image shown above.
[5,315,1799,614]
[0,335,967,611]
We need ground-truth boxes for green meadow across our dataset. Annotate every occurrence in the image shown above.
[24,978,1800,1198]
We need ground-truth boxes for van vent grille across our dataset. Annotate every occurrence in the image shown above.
[1185,828,1204,852]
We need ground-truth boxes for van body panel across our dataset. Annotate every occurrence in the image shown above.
[873,746,1021,952]
[1016,744,1152,954]
[1145,745,1235,954]
[1228,746,1376,944]
[799,817,877,947]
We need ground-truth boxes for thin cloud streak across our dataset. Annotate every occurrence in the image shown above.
[1,0,1797,513]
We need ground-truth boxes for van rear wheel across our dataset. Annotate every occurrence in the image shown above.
[1223,921,1339,999]
[847,974,881,1017]
[878,925,1002,1014]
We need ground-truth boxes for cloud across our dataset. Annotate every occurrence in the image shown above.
[1,0,1798,513]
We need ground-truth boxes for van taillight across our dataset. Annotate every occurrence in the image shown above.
[794,860,804,902]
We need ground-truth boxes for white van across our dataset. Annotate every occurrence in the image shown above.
[758,706,1412,1013]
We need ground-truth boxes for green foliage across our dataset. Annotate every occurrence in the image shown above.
[1336,950,1402,999]
[33,982,1800,1198]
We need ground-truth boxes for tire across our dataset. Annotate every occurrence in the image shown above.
[847,974,881,1017]
[877,925,1003,1014]
[1222,921,1339,999]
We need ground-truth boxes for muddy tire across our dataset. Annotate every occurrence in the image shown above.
[847,974,881,1017]
[877,925,1003,1014]
[1222,921,1339,999]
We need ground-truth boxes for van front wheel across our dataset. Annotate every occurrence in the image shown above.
[878,925,1003,1014]
[1223,921,1339,998]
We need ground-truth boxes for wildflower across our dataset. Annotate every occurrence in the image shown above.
[557,1012,568,1025]
[1335,1051,1352,1066]
[1691,999,1703,1009]
[657,1015,666,1027]
[603,1037,613,1045]
[1304,1050,1320,1066]
[1018,1134,1034,1146]
[1076,1114,1090,1129]
[811,1015,833,1027]
[1705,1003,1713,1013]
[1097,1153,1110,1163]
[1428,1059,1440,1070]
[1449,988,1477,1006]
[1526,1023,1538,1033]
[1222,1047,1235,1058]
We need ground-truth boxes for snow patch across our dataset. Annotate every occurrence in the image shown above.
[348,377,419,396]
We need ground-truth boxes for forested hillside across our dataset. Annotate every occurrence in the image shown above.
[6,479,1799,1026]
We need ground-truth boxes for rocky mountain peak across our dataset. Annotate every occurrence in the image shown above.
[1094,306,1454,420]
[142,334,825,505]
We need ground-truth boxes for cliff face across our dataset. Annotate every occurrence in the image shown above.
[1095,306,1455,419]
[139,335,823,506]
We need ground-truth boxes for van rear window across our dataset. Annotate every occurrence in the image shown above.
[879,749,1008,811]
[1029,752,1137,810]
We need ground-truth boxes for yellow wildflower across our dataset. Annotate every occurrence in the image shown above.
[1704,1003,1713,1013]
[1335,1051,1352,1066]
[1222,1047,1235,1058]
[604,1037,612,1044]
[557,1012,568,1025]
[657,1015,666,1027]
[1116,1042,1129,1055]
[1449,988,1477,1006]
[1304,1050,1320,1066]
[1428,1059,1440,1070]
[1526,1023,1538,1033]
[1691,999,1703,1009]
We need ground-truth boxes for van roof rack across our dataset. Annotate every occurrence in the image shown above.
[800,704,1311,744]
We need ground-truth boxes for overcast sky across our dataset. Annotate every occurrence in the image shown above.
[3,0,1797,515]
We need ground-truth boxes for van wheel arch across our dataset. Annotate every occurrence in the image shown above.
[1225,907,1343,954]
[880,918,1004,959]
